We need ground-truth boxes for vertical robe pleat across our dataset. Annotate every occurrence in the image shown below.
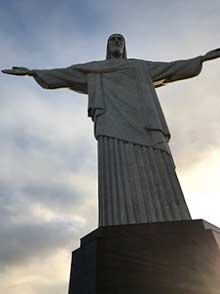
[98,136,191,226]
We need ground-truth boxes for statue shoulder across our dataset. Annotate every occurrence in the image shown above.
[69,60,108,73]
[128,58,152,70]
[128,58,150,64]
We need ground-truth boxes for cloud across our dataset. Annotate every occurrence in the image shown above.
[0,1,220,294]
[0,250,71,294]
[158,61,220,171]
[0,221,75,269]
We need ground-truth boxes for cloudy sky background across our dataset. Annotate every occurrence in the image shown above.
[0,1,220,293]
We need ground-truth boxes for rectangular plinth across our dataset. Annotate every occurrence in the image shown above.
[69,220,220,294]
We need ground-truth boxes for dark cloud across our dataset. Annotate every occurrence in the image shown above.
[0,220,78,271]
[0,1,220,294]
[22,182,85,213]
[0,178,86,272]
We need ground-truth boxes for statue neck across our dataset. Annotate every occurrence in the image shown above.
[109,51,124,59]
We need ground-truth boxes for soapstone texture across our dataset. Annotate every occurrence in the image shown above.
[4,35,206,226]
[98,137,191,226]
[32,56,202,225]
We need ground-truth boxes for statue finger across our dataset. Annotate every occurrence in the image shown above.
[2,69,14,74]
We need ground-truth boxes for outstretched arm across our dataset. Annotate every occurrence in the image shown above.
[147,48,219,88]
[2,66,88,94]
[147,56,203,88]
[202,48,220,62]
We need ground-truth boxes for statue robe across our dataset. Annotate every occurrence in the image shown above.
[33,56,202,225]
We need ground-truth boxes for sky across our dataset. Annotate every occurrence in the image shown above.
[0,1,220,293]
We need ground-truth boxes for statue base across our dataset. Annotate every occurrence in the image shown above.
[68,220,220,294]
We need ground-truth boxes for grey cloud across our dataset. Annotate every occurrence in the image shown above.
[157,71,220,172]
[0,179,86,271]
[22,182,85,213]
[0,1,220,293]
[0,220,78,271]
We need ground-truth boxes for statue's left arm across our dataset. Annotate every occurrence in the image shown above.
[147,48,220,87]
[201,48,220,62]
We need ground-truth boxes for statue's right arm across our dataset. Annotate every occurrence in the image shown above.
[2,67,32,76]
[2,66,88,94]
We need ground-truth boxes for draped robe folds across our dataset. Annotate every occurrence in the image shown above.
[33,56,202,225]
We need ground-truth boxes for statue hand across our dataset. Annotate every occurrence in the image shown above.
[2,67,32,76]
[202,48,220,62]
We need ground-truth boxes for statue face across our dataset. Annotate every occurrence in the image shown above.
[108,34,125,58]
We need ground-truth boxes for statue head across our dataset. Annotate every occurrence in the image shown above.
[106,33,127,60]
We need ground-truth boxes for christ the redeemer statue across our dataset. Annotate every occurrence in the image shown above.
[3,34,220,226]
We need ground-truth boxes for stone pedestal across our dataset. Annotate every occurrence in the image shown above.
[68,220,220,294]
